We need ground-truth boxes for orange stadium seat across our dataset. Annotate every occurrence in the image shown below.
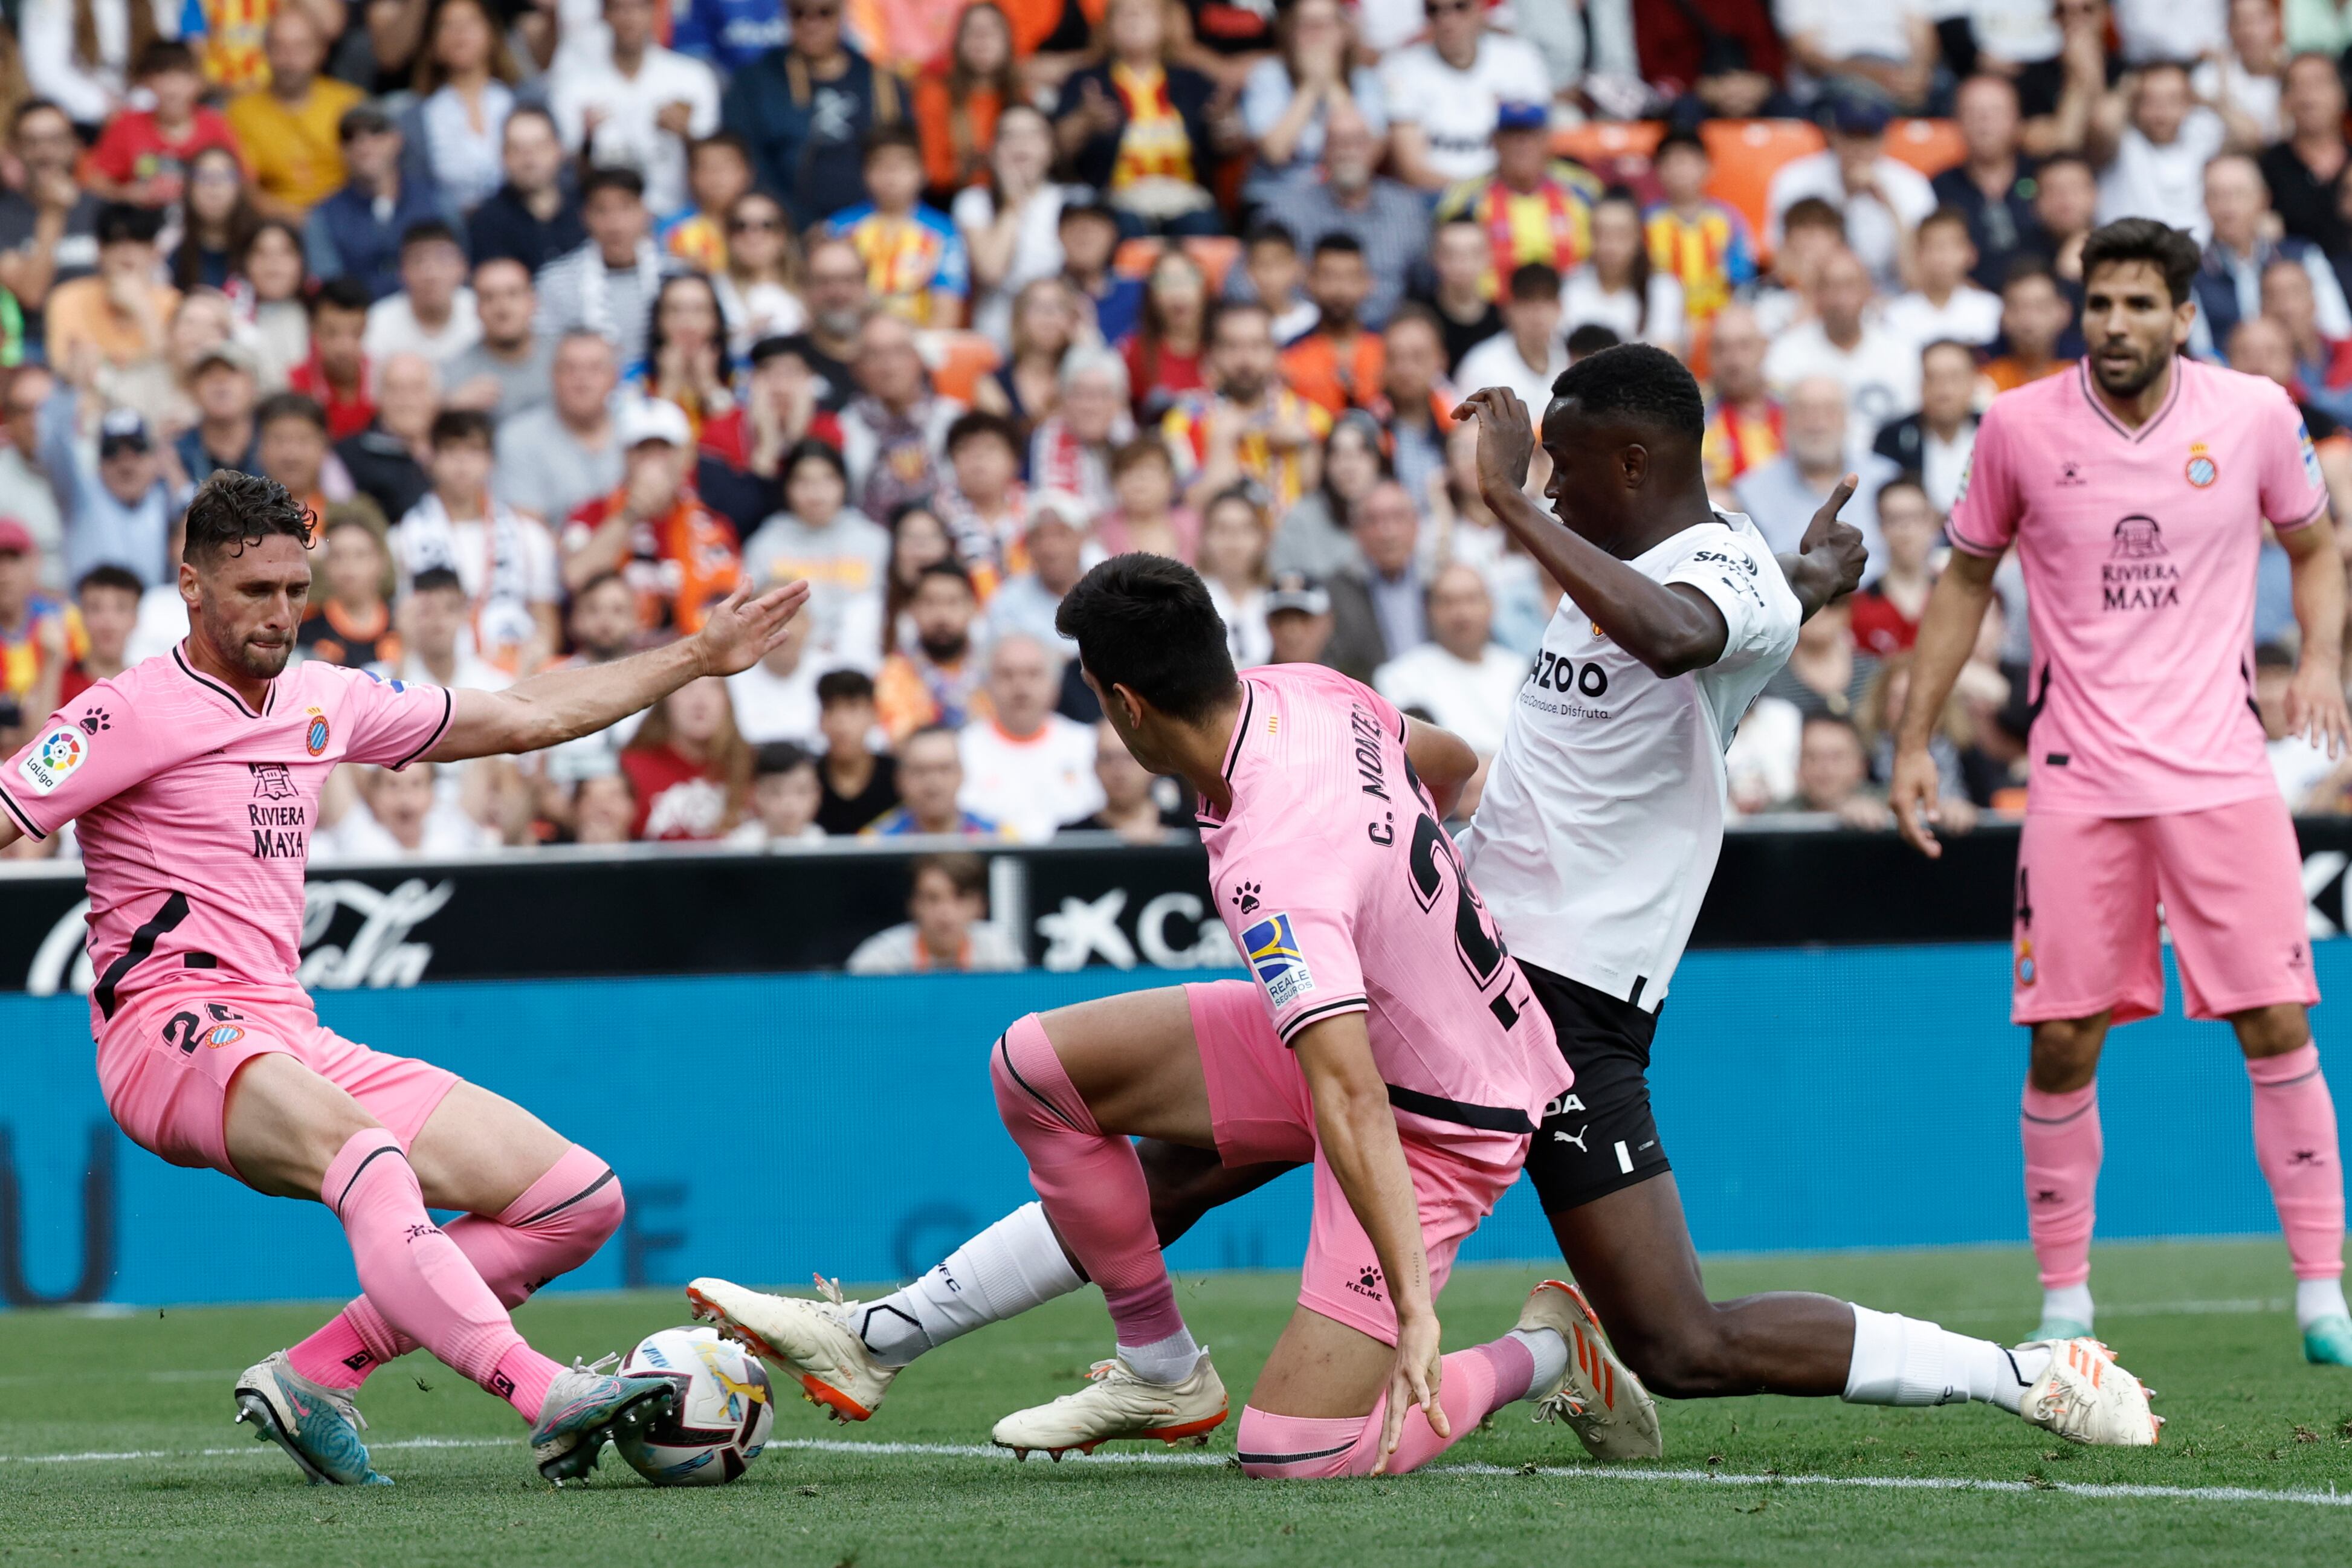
[1114,237,1166,279]
[1552,119,1667,182]
[1700,118,1826,260]
[1884,118,1966,178]
[920,331,1003,403]
[1179,234,1241,293]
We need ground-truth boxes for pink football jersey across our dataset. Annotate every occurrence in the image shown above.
[1948,359,2328,816]
[1198,663,1571,1148]
[0,647,454,1030]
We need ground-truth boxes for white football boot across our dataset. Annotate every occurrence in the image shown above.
[2017,1337,2162,1446]
[990,1351,1229,1460]
[687,1275,899,1422]
[1520,1279,1664,1460]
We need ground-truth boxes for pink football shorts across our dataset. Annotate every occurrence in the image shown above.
[96,982,459,1182]
[1184,979,1528,1346]
[2011,794,2320,1026]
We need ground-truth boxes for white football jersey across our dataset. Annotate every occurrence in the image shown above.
[1459,512,1801,1011]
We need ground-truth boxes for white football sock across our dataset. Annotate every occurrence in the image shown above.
[857,1202,1084,1367]
[1843,1305,2040,1412]
[1117,1326,1203,1385]
[1507,1326,1568,1402]
[2296,1277,2350,1329]
[2041,1282,2095,1331]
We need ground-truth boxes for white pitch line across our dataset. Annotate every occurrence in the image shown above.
[2,1433,2346,1508]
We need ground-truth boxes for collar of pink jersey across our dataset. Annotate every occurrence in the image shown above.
[172,639,278,719]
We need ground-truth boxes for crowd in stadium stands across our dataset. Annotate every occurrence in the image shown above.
[7,0,2352,951]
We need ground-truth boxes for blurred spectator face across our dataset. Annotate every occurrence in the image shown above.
[2228,314,2299,386]
[1877,483,1937,575]
[666,676,732,746]
[2,367,50,460]
[2131,65,2192,145]
[624,434,689,512]
[2034,159,2096,239]
[1708,305,1768,402]
[1106,0,1166,59]
[2000,273,2068,359]
[586,183,650,265]
[786,451,848,521]
[1591,199,1644,285]
[402,234,467,318]
[1914,219,1974,294]
[656,275,723,355]
[951,429,1019,505]
[314,297,369,383]
[1775,214,1843,293]
[1955,75,2020,163]
[265,9,327,92]
[79,578,139,663]
[100,227,158,291]
[1200,494,1268,580]
[910,572,979,660]
[1493,125,1548,190]
[1025,509,1085,589]
[1796,596,1850,654]
[1432,222,1490,298]
[574,772,636,842]
[0,540,31,615]
[788,0,845,59]
[377,355,441,440]
[909,861,982,953]
[1654,141,1708,206]
[554,334,620,425]
[260,410,328,495]
[891,507,953,585]
[1240,236,1297,312]
[503,111,564,196]
[473,259,535,347]
[2284,52,2346,139]
[1832,129,1883,193]
[752,757,822,837]
[2228,0,2279,57]
[1426,0,1482,58]
[856,314,927,407]
[1059,207,1120,279]
[570,573,638,657]
[324,522,387,607]
[192,358,255,426]
[408,581,468,662]
[2261,255,2318,341]
[1324,421,1384,505]
[365,764,436,845]
[1309,247,1372,326]
[992,106,1054,190]
[1210,308,1279,402]
[245,226,306,301]
[1354,482,1418,575]
[806,240,871,338]
[99,432,158,506]
[750,338,818,413]
[1268,602,1332,662]
[1785,378,1849,469]
[1323,105,1377,190]
[1113,447,1176,516]
[344,121,404,189]
[864,143,924,215]
[1427,563,1491,660]
[1920,341,1976,427]
[1503,287,1562,358]
[1815,251,1870,339]
[1094,718,1156,811]
[604,0,658,54]
[1382,315,1444,407]
[2203,156,2269,251]
[820,688,878,756]
[987,635,1059,737]
[899,730,965,825]
[431,429,495,504]
[171,291,235,372]
[149,57,203,121]
[1063,361,1124,444]
[1797,717,1869,810]
[11,105,75,181]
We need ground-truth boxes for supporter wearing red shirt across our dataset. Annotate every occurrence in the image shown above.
[57,564,143,706]
[1848,476,1937,657]
[620,676,752,840]
[1119,250,1209,421]
[560,398,745,636]
[1632,0,1788,114]
[288,278,376,442]
[81,40,244,210]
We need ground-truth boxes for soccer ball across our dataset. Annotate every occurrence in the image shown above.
[612,1326,775,1486]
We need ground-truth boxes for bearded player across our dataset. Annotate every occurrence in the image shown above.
[694,347,2162,1461]
[1892,218,2352,1364]
[697,554,1608,1477]
[0,471,810,1485]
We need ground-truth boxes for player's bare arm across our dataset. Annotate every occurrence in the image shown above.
[1890,546,2003,857]
[1454,386,1739,679]
[428,580,810,763]
[1289,1010,1446,1473]
[1401,717,1478,820]
[2276,515,2351,757]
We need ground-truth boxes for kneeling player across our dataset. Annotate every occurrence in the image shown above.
[693,556,1627,1475]
[0,471,810,1485]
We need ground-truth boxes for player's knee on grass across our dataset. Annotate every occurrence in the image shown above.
[2027,1016,2109,1094]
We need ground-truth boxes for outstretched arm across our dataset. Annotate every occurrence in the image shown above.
[428,581,809,763]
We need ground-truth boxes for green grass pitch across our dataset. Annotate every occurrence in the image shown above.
[3,1239,2349,1567]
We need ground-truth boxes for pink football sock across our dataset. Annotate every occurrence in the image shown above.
[2021,1080,2101,1289]
[291,1146,624,1391]
[2247,1044,2347,1282]
[1236,1340,1527,1479]
[990,1014,1187,1349]
[321,1128,564,1422]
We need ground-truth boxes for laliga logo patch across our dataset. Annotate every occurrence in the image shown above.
[1242,911,1315,1008]
[2184,442,2217,489]
[304,706,331,757]
[16,727,87,795]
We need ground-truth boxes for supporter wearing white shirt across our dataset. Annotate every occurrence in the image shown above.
[1559,190,1687,355]
[846,855,1026,974]
[547,0,722,219]
[1879,209,2004,353]
[726,741,830,845]
[1762,249,1921,460]
[1775,0,1939,110]
[315,763,496,862]
[1968,0,2064,77]
[1766,105,1938,289]
[726,608,825,746]
[2113,0,2226,63]
[1455,265,1569,426]
[1372,563,1528,758]
[2093,62,2232,242]
[2192,0,2288,143]
[1380,0,1552,189]
[955,634,1103,843]
[391,413,563,674]
[363,224,482,369]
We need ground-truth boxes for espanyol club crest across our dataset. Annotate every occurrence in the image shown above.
[2184,443,2218,488]
[304,706,331,757]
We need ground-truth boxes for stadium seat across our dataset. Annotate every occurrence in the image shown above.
[1884,118,1966,178]
[1179,235,1242,294]
[1552,119,1667,182]
[1114,237,1166,280]
[919,331,1003,404]
[1701,119,1826,260]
